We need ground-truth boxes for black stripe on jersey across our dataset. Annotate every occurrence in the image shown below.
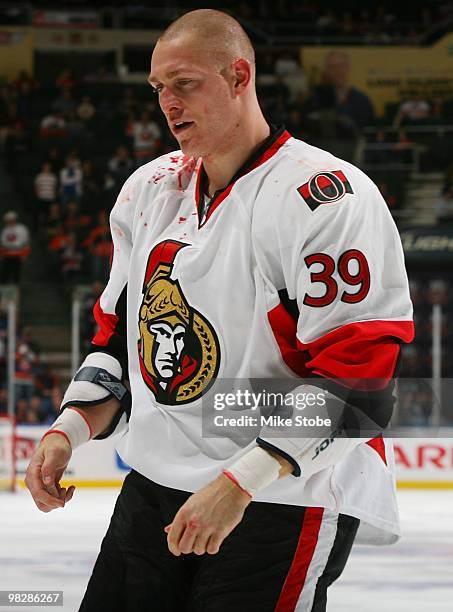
[278,288,299,320]
[256,437,302,477]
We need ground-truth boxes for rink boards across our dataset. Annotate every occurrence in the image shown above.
[13,425,453,489]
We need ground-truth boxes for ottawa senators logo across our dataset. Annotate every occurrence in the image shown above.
[137,240,220,405]
[297,170,353,211]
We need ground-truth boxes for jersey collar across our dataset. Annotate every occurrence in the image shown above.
[195,125,291,228]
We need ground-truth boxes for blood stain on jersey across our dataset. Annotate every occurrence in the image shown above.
[297,170,353,211]
[137,239,220,405]
[151,155,198,191]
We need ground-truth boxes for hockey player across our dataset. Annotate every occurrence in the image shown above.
[25,9,414,611]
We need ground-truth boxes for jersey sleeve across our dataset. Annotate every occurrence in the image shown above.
[253,163,414,384]
[252,162,414,475]
[59,170,141,439]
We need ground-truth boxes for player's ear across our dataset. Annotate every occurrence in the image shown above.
[231,59,252,95]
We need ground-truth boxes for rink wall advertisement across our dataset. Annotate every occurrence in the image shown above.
[14,425,453,489]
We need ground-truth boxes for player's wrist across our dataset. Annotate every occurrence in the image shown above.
[44,407,92,450]
[221,470,253,500]
[222,446,282,498]
[40,429,72,449]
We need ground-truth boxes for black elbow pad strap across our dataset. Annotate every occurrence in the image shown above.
[256,437,302,477]
[74,366,131,418]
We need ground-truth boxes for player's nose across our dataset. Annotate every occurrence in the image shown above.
[159,87,183,117]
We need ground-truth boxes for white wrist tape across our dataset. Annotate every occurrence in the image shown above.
[47,407,92,450]
[61,352,122,409]
[224,446,281,497]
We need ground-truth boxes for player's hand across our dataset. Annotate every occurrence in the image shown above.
[25,432,75,513]
[164,473,251,556]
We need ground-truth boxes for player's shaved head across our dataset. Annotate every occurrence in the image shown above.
[158,9,255,73]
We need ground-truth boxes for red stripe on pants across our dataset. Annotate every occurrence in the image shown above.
[275,507,325,612]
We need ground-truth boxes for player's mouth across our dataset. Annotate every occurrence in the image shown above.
[172,121,195,135]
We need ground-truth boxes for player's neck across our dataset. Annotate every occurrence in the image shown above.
[202,119,270,197]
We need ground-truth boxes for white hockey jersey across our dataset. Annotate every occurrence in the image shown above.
[87,127,414,543]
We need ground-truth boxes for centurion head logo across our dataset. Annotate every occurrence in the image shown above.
[138,240,220,405]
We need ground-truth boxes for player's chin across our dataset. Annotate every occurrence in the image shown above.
[179,136,201,158]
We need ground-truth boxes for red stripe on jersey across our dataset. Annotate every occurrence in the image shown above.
[366,435,387,465]
[247,129,292,172]
[92,298,119,346]
[297,320,414,388]
[268,302,310,377]
[275,507,325,612]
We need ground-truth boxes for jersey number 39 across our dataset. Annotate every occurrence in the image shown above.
[303,249,370,307]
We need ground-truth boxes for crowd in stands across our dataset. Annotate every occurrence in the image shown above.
[113,1,453,45]
[0,307,61,424]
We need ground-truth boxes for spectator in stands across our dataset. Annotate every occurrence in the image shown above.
[394,94,430,127]
[52,89,77,117]
[63,200,91,239]
[127,110,162,165]
[83,209,111,282]
[0,211,30,284]
[28,395,43,424]
[12,70,40,96]
[60,155,83,207]
[40,111,67,138]
[392,129,415,164]
[35,364,61,422]
[108,145,134,190]
[45,146,63,175]
[321,50,375,128]
[66,110,87,141]
[77,95,96,124]
[14,330,40,403]
[55,67,76,92]
[16,398,31,423]
[34,162,58,224]
[60,233,83,283]
[42,202,63,245]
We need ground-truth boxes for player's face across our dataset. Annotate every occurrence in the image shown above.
[149,38,240,158]
[149,322,185,379]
